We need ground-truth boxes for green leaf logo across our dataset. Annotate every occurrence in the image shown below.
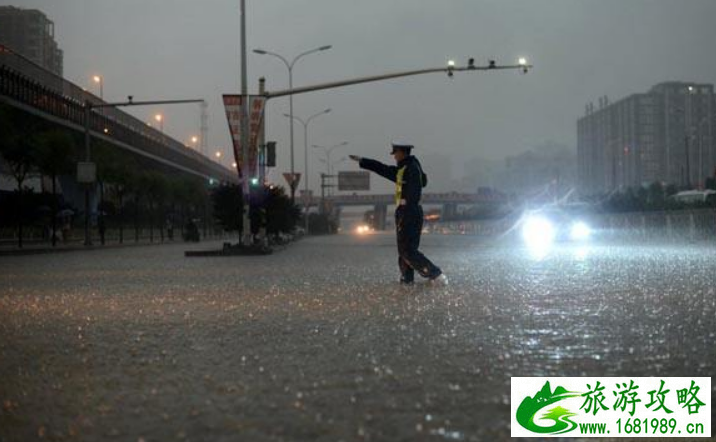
[516,381,583,434]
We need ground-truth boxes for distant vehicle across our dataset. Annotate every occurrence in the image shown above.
[520,203,595,247]
[424,209,441,222]
[672,190,716,205]
[355,224,373,235]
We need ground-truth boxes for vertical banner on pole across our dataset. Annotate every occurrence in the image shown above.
[223,95,266,179]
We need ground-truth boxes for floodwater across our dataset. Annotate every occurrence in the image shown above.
[1,233,714,441]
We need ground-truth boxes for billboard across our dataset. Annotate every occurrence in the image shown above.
[338,171,370,191]
[222,95,266,177]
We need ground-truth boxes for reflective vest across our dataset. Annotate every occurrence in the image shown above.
[395,163,425,205]
[395,166,406,205]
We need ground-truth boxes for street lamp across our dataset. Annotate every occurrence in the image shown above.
[253,44,332,201]
[312,141,349,175]
[284,108,331,197]
[92,75,103,99]
[154,113,164,133]
[283,108,331,229]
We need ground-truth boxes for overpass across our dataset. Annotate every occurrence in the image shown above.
[307,192,507,230]
[0,44,237,185]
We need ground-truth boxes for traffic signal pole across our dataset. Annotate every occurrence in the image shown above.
[239,0,251,245]
[262,61,532,100]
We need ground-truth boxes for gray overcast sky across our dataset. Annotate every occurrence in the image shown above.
[5,0,716,192]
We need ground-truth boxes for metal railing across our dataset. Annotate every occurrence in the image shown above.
[0,44,236,183]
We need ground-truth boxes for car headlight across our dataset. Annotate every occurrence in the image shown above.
[522,216,556,248]
[569,221,591,241]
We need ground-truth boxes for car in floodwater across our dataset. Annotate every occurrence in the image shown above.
[520,203,596,247]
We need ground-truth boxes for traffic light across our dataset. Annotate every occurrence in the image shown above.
[266,141,276,167]
[250,177,259,187]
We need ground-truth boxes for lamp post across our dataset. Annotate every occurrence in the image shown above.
[190,135,199,148]
[313,141,348,196]
[253,45,332,202]
[283,108,330,228]
[313,141,348,175]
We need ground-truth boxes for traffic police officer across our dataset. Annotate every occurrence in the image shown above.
[350,142,447,285]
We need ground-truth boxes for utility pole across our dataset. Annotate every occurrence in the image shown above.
[258,76,267,244]
[239,0,251,244]
[258,77,266,184]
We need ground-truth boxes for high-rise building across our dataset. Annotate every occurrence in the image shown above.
[0,6,63,76]
[578,83,715,194]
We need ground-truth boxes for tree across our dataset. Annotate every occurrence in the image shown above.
[172,177,203,239]
[706,177,716,191]
[0,108,40,248]
[265,186,300,236]
[36,130,75,246]
[95,144,138,244]
[141,172,169,242]
[211,184,244,235]
[646,182,665,209]
[665,183,679,197]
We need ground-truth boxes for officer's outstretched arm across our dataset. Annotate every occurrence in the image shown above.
[358,158,398,182]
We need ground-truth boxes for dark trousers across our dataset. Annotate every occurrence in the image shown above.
[396,205,441,283]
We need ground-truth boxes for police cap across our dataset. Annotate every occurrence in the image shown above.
[390,141,414,154]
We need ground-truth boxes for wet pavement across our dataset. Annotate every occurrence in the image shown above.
[1,233,714,441]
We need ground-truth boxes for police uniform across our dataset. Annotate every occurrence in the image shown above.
[358,144,443,284]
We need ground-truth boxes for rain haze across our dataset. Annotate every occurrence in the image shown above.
[4,0,716,193]
[2,2,716,441]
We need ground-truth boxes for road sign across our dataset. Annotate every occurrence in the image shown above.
[283,172,301,191]
[222,95,266,176]
[338,171,370,191]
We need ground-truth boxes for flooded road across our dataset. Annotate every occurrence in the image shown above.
[1,234,714,441]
